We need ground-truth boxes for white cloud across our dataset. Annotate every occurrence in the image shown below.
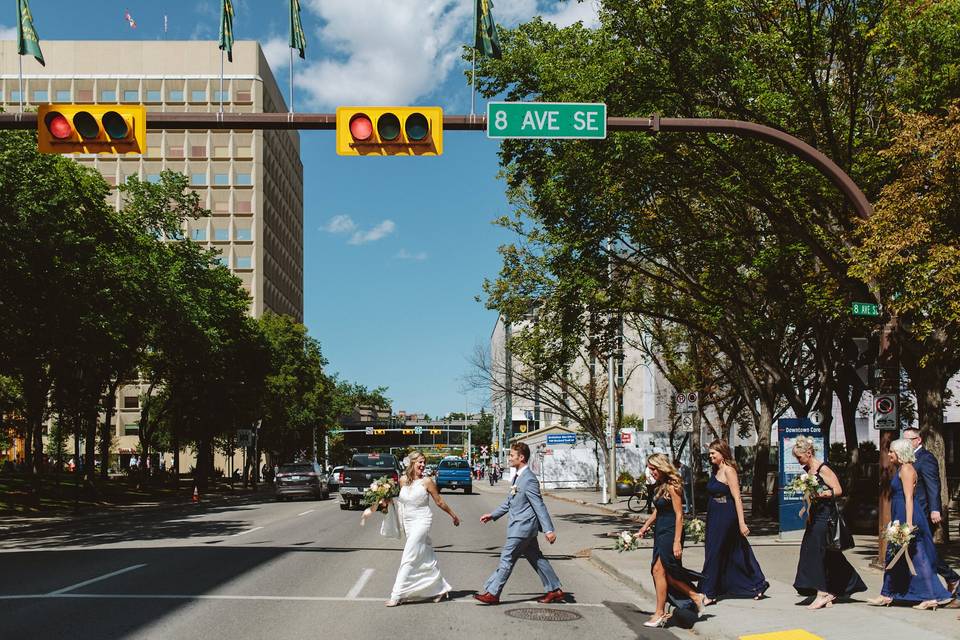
[322,214,357,233]
[542,0,601,29]
[349,219,396,245]
[289,1,600,109]
[396,249,428,261]
[0,25,16,40]
[261,36,291,77]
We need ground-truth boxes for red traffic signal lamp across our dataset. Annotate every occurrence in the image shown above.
[37,104,146,154]
[336,106,443,156]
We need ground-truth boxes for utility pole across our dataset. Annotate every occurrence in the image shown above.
[504,316,513,465]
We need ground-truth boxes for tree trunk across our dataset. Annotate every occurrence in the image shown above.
[83,408,97,483]
[751,399,774,517]
[912,372,950,544]
[197,438,210,491]
[835,371,863,473]
[99,381,119,480]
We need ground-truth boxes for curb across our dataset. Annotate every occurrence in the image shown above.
[543,491,645,522]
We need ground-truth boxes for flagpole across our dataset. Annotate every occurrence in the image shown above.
[18,56,23,113]
[220,50,224,114]
[470,48,476,117]
[289,48,294,113]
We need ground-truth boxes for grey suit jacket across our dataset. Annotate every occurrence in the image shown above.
[491,467,555,539]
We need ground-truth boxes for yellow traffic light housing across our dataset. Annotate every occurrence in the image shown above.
[37,104,146,155]
[336,106,443,156]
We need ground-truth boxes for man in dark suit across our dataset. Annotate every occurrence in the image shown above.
[903,428,959,597]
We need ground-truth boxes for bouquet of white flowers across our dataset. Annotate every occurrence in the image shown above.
[614,531,642,552]
[362,476,400,513]
[684,518,706,544]
[786,472,822,518]
[883,520,917,575]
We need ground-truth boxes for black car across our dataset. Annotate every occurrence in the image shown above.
[275,462,330,501]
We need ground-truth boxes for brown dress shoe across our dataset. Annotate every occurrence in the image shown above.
[536,589,565,604]
[473,592,500,605]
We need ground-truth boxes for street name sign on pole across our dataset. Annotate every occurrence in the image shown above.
[487,102,607,139]
[852,302,880,317]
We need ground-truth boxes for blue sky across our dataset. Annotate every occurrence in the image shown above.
[2,1,600,417]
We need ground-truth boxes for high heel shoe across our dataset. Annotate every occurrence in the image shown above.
[912,600,938,611]
[867,596,893,607]
[385,599,401,607]
[807,593,835,610]
[693,593,708,616]
[433,591,450,603]
[701,595,716,607]
[642,613,671,628]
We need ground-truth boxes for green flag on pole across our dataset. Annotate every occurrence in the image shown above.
[290,0,306,59]
[474,0,501,59]
[219,0,235,62]
[16,0,45,66]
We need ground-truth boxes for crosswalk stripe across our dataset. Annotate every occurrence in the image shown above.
[346,568,375,599]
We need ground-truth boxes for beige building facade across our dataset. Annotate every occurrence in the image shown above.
[1,41,304,472]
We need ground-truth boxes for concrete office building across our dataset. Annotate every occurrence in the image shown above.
[1,41,303,472]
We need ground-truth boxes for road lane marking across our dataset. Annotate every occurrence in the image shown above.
[0,593,606,607]
[346,568,375,599]
[47,564,147,595]
[231,527,264,537]
[297,510,315,517]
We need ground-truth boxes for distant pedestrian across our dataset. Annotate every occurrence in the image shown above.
[675,458,693,514]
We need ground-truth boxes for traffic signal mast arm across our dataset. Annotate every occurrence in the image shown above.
[2,110,870,220]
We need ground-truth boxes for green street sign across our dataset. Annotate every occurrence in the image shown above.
[852,302,880,317]
[487,102,607,139]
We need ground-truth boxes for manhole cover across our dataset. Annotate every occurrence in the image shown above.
[505,607,583,622]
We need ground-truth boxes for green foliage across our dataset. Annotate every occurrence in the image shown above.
[616,471,635,484]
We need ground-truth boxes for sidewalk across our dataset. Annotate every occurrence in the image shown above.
[544,487,960,640]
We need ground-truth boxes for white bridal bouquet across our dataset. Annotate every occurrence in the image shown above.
[362,475,400,513]
[786,472,822,518]
[614,531,642,552]
[684,518,706,544]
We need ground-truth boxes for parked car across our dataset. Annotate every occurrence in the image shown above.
[326,466,344,493]
[275,462,330,501]
[424,464,437,477]
[435,457,472,493]
[338,453,400,510]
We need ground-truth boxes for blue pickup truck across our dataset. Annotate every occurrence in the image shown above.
[435,457,472,494]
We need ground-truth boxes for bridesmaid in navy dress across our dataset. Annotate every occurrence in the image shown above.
[700,440,769,604]
[637,453,705,628]
[867,438,951,609]
[791,435,867,609]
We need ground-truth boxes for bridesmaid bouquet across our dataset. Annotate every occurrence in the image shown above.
[786,472,821,517]
[683,518,706,543]
[614,531,642,552]
[883,520,917,575]
[362,476,400,513]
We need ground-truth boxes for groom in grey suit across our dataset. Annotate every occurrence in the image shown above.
[474,442,564,605]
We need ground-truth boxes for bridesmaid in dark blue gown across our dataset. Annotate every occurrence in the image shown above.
[791,435,867,609]
[638,453,705,628]
[700,440,769,603]
[868,438,951,609]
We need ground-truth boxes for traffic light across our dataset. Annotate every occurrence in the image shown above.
[336,106,443,156]
[402,429,414,435]
[430,429,442,435]
[373,429,386,435]
[37,104,146,154]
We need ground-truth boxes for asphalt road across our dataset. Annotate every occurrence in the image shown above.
[0,480,674,640]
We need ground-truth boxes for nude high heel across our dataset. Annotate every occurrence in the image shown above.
[912,600,938,611]
[867,595,893,607]
[807,593,835,610]
[643,612,671,628]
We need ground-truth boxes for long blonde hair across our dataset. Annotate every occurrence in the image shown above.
[403,450,426,484]
[647,453,683,500]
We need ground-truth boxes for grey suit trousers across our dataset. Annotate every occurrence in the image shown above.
[483,535,561,596]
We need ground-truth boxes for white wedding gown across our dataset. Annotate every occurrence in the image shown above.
[389,478,452,601]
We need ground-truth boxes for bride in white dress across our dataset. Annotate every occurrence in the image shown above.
[386,451,460,606]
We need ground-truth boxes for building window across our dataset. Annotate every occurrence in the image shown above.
[9,91,21,102]
[192,228,207,241]
[191,173,207,186]
[123,396,139,409]
[235,227,252,241]
[146,174,161,184]
[214,90,230,101]
[33,90,48,102]
[123,90,139,102]
[235,200,252,213]
[168,89,184,102]
[235,256,252,269]
[236,173,252,186]
[214,228,229,241]
[146,90,162,102]
[56,89,71,101]
[236,90,252,102]
[76,89,93,102]
[124,422,140,436]
[168,145,184,158]
[217,255,229,267]
[101,89,117,101]
[190,145,206,158]
[213,173,230,186]
[191,90,207,102]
